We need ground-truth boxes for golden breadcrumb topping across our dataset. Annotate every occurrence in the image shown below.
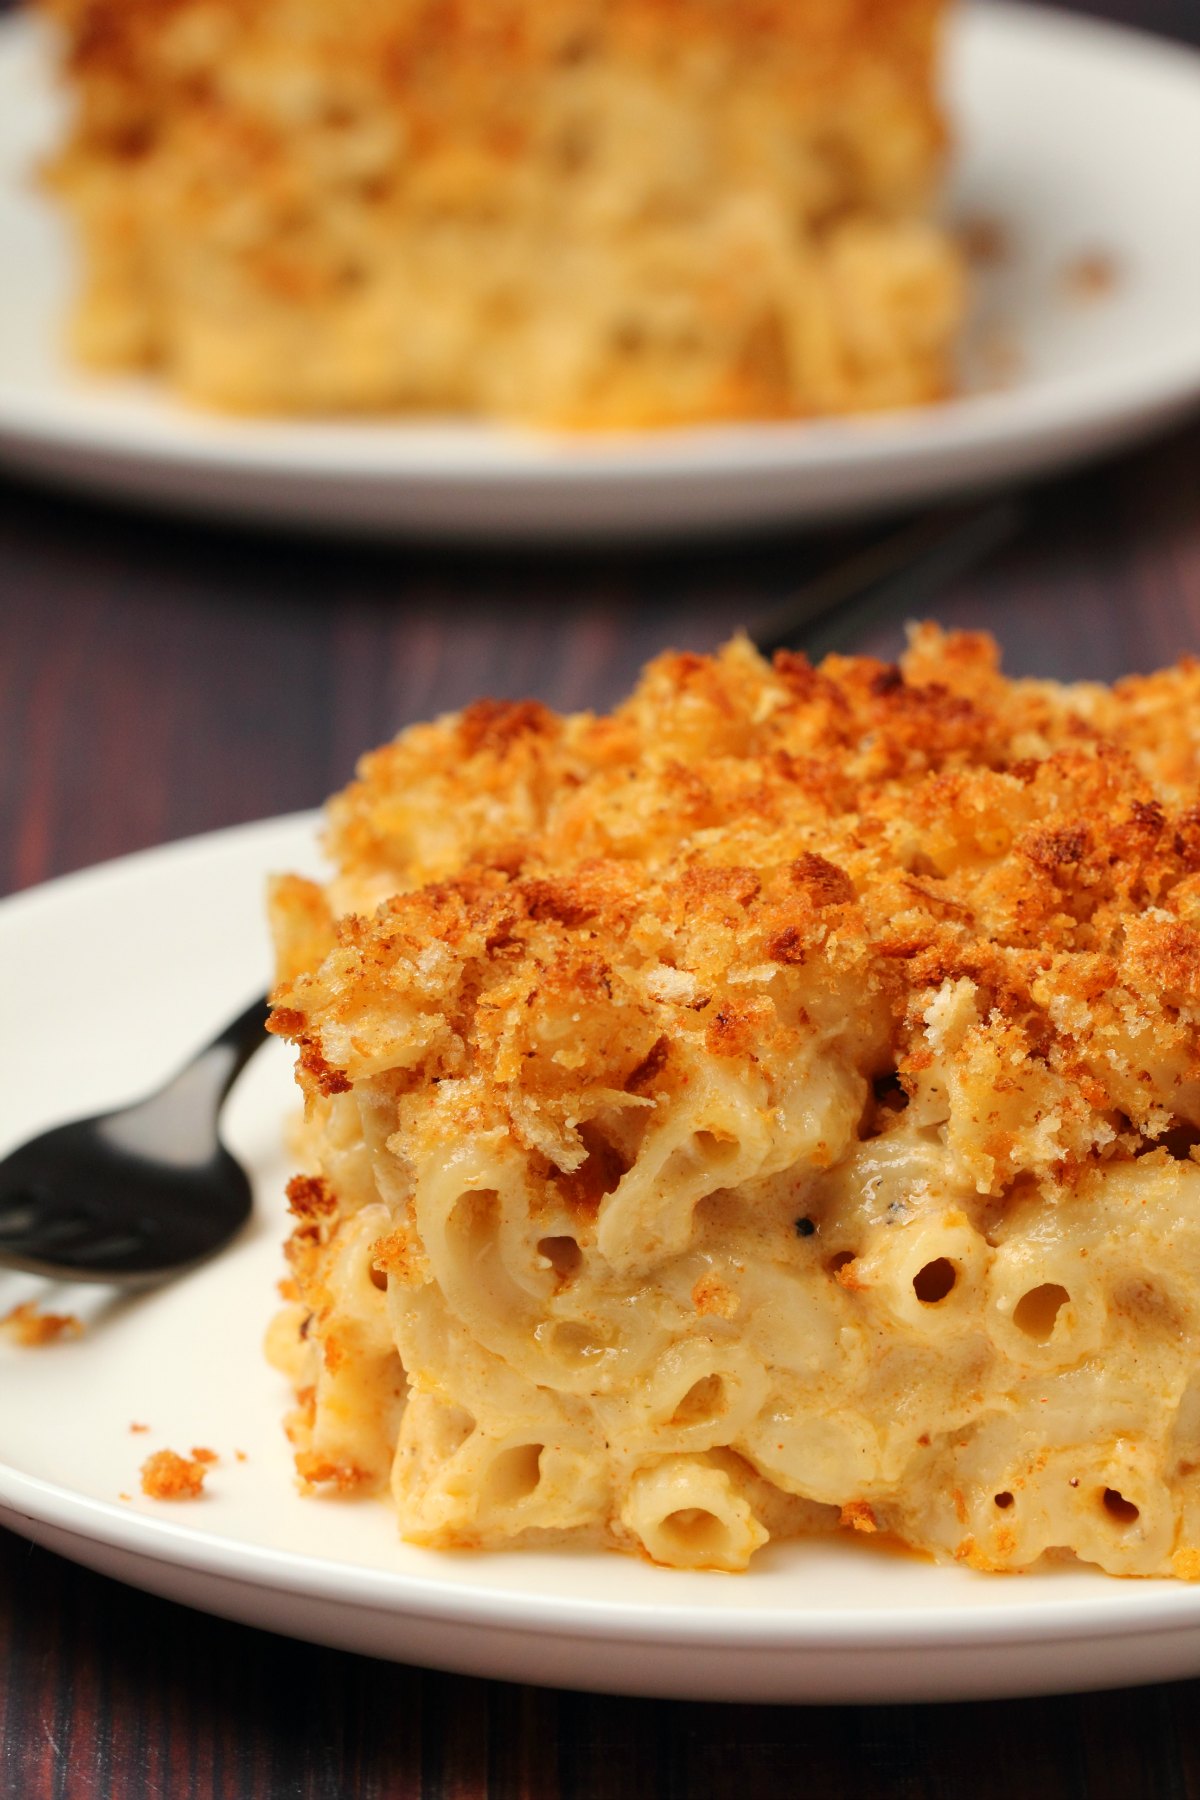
[139,1447,211,1499]
[272,628,1200,1200]
[0,1301,84,1346]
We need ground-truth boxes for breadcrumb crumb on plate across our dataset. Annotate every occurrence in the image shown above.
[0,1301,83,1346]
[139,1449,212,1501]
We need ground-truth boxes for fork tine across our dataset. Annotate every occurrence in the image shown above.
[60,1231,151,1263]
[0,1200,40,1237]
[0,1224,160,1281]
[0,1212,97,1249]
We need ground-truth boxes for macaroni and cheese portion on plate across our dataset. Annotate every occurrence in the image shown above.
[267,630,1200,1576]
[35,0,963,427]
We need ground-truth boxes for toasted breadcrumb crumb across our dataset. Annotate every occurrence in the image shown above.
[841,1501,879,1534]
[294,1450,373,1495]
[1062,251,1119,300]
[0,1301,83,1346]
[958,213,1012,268]
[129,1421,150,1433]
[691,1273,740,1319]
[140,1449,211,1500]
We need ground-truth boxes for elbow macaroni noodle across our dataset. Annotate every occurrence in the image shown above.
[268,629,1200,1576]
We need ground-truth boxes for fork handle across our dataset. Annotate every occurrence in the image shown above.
[203,995,272,1109]
[85,995,271,1178]
[750,498,1023,663]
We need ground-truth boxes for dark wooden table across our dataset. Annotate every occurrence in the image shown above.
[4,1,1200,1792]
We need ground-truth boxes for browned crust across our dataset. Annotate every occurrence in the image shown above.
[268,629,1200,1183]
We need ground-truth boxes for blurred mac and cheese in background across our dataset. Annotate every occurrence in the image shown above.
[36,0,964,425]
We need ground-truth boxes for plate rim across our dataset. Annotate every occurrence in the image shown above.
[7,815,1200,1660]
[0,0,1199,490]
[4,1459,1200,1652]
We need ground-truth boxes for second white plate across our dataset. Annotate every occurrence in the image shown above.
[5,818,1200,1703]
[0,3,1199,540]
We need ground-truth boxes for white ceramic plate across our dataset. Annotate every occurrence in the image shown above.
[1,5,1200,541]
[7,820,1200,1703]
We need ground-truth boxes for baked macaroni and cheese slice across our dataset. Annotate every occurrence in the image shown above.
[267,629,1200,1575]
[37,0,964,425]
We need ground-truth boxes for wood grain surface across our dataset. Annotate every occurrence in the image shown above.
[3,1,1200,1792]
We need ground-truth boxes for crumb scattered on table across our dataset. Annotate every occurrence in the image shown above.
[118,1492,132,1503]
[1061,251,1119,300]
[129,1421,150,1434]
[235,1450,248,1463]
[140,1449,211,1500]
[190,1446,219,1465]
[0,1301,84,1346]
